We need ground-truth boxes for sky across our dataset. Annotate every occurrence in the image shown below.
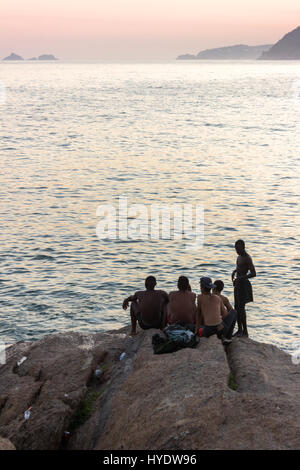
[1,0,300,60]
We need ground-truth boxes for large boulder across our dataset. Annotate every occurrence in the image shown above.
[225,337,300,449]
[1,327,299,450]
[0,330,132,450]
[96,333,300,450]
[96,332,231,450]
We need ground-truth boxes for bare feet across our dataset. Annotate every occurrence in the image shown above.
[233,330,249,338]
[233,330,244,337]
[233,330,242,337]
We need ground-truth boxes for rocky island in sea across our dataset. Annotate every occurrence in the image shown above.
[0,327,299,450]
[27,54,58,61]
[177,44,272,60]
[2,53,59,61]
[37,54,58,61]
[2,52,24,61]
[259,26,300,60]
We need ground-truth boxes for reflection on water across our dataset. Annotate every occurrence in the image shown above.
[0,61,299,353]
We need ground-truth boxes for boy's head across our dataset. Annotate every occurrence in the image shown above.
[200,277,214,294]
[177,276,189,291]
[145,276,156,290]
[213,280,224,294]
[235,239,245,255]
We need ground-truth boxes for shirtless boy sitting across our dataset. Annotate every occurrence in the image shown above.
[212,280,233,312]
[168,276,196,326]
[195,277,236,344]
[213,280,237,339]
[123,276,169,336]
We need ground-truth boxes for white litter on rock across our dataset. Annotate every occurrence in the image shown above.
[120,352,126,361]
[24,408,31,420]
[124,358,132,373]
[94,368,102,377]
[17,356,27,367]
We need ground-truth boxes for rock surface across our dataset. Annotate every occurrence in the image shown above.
[96,332,230,450]
[260,26,300,60]
[96,332,300,450]
[0,436,16,450]
[0,330,133,450]
[0,327,299,450]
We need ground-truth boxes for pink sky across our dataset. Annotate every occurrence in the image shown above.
[1,0,299,60]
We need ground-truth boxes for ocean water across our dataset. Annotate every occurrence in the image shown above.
[0,61,299,353]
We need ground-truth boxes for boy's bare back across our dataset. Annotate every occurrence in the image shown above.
[197,293,227,326]
[168,290,196,324]
[133,289,168,325]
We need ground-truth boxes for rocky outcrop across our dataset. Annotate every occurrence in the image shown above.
[0,328,299,450]
[0,437,16,450]
[0,330,134,450]
[96,332,230,450]
[177,44,272,60]
[96,332,300,450]
[38,54,58,61]
[259,26,300,60]
[3,53,24,61]
[2,53,58,61]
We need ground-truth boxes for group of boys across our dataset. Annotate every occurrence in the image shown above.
[123,239,256,344]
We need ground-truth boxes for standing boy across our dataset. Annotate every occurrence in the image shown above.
[232,239,256,337]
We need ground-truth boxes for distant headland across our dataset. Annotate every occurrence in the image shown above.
[177,25,300,61]
[177,44,272,60]
[2,53,59,61]
[259,26,300,60]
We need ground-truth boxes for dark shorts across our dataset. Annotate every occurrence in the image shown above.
[202,309,237,340]
[167,318,195,332]
[234,279,253,309]
[137,312,162,330]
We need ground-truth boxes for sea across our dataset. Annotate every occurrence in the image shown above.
[0,60,299,354]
